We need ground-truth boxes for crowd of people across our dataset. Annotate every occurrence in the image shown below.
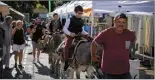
[0,5,136,79]
[0,15,57,70]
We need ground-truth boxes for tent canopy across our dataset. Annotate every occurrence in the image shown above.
[53,0,154,16]
[93,0,154,13]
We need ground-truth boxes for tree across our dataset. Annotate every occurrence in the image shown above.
[2,1,70,19]
[2,1,35,18]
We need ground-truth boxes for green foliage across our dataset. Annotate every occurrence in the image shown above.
[130,43,139,59]
[2,1,70,18]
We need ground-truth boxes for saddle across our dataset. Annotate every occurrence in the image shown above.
[69,36,82,59]
[56,36,86,58]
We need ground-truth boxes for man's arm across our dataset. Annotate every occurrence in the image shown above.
[91,41,98,60]
[63,18,71,36]
[91,31,105,62]
[12,28,16,38]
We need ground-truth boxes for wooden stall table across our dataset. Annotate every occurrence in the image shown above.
[135,67,148,70]
[145,70,154,79]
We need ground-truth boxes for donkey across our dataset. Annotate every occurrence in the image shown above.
[40,31,64,78]
[56,35,103,79]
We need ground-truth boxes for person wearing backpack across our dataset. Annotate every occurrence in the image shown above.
[0,16,13,70]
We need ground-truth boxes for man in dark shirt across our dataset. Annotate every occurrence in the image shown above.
[32,20,44,63]
[49,13,63,33]
[91,13,135,79]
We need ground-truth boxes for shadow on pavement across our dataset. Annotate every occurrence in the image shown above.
[0,52,32,79]
[14,68,32,79]
[0,52,14,79]
[34,62,58,79]
[1,67,14,79]
[34,62,50,75]
[0,67,32,79]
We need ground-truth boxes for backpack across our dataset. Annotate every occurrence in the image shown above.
[0,26,5,46]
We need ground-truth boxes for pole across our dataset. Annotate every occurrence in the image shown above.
[91,1,94,37]
[118,5,121,13]
[48,0,51,13]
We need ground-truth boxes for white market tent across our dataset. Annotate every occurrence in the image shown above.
[90,0,154,37]
[53,0,154,16]
[92,1,154,13]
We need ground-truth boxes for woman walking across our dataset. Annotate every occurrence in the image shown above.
[12,20,25,69]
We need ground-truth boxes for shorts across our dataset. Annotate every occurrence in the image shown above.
[13,44,25,52]
[32,41,41,49]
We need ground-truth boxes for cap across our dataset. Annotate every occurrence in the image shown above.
[114,13,127,20]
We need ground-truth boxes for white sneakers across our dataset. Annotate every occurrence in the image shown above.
[37,59,40,62]
[33,58,40,63]
[33,58,36,63]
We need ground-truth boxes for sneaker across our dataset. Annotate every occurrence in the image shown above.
[33,58,36,63]
[14,63,17,68]
[37,59,40,63]
[18,64,24,69]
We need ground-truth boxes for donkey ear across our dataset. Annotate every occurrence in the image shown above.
[49,36,53,40]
